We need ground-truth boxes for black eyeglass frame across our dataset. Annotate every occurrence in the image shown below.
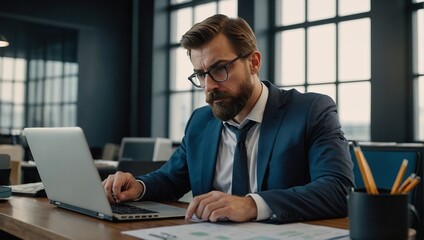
[187,54,248,88]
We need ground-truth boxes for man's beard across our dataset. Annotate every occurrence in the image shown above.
[205,76,254,121]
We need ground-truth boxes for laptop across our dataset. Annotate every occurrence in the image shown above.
[23,127,186,221]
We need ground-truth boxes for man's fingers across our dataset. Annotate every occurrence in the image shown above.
[185,192,212,221]
[185,195,202,221]
[195,194,222,220]
[199,199,225,221]
[103,174,117,203]
[112,172,135,202]
[185,191,226,221]
[186,192,258,222]
[103,171,132,203]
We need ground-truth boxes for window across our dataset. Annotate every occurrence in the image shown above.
[274,0,371,141]
[168,0,238,141]
[413,1,424,140]
[0,25,78,133]
[0,57,26,132]
[26,38,78,128]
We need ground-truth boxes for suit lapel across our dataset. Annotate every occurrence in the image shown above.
[196,82,292,193]
[257,81,291,191]
[201,119,222,193]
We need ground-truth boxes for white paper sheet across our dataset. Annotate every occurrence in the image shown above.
[122,222,349,240]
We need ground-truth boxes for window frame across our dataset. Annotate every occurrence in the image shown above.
[270,1,371,141]
[165,0,238,141]
[155,0,419,143]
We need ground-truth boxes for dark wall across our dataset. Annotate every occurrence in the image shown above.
[0,0,138,147]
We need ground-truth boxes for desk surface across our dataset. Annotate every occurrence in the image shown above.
[0,196,347,240]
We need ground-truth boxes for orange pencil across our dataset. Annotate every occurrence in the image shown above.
[391,159,408,194]
[401,176,421,194]
[352,141,379,194]
[353,148,371,193]
[397,173,416,194]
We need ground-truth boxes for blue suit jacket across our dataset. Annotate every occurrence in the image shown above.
[138,81,355,223]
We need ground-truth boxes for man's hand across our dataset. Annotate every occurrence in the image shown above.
[185,191,257,222]
[102,171,144,203]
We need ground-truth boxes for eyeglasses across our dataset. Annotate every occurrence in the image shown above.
[188,55,246,88]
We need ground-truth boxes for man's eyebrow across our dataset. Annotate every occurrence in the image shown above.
[193,59,228,72]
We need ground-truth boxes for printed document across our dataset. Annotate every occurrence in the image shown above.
[122,222,349,240]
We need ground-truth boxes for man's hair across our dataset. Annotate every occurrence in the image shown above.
[180,14,257,58]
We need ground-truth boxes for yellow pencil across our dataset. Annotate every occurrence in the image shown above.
[401,176,421,194]
[391,159,408,194]
[352,141,379,194]
[397,173,416,194]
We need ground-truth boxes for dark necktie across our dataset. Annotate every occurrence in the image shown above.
[226,120,256,196]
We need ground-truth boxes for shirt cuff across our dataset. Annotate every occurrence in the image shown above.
[247,193,273,221]
[134,180,146,201]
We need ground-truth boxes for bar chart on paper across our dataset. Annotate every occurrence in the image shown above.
[122,222,349,240]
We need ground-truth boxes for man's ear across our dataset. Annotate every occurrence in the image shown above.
[249,51,261,74]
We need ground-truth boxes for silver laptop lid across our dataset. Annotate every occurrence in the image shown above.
[23,127,186,221]
[24,127,114,217]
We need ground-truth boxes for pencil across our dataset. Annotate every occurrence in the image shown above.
[397,173,416,194]
[352,141,379,194]
[391,159,408,194]
[353,147,371,193]
[401,176,421,194]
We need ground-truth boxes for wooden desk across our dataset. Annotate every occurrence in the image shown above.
[0,196,349,240]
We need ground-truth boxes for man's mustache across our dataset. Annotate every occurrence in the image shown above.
[206,91,229,104]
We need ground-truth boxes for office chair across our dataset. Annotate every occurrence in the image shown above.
[0,144,24,185]
[0,154,10,168]
[0,154,11,185]
[118,137,173,162]
[101,143,120,160]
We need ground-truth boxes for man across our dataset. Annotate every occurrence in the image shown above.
[103,14,355,223]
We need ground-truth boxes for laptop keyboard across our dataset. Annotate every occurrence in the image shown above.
[111,203,159,215]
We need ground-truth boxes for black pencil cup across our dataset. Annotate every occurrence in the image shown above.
[348,189,410,240]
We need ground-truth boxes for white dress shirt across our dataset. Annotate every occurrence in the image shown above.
[213,82,273,220]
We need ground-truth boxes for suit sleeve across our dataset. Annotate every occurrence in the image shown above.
[258,94,355,223]
[134,111,199,201]
[135,106,218,201]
